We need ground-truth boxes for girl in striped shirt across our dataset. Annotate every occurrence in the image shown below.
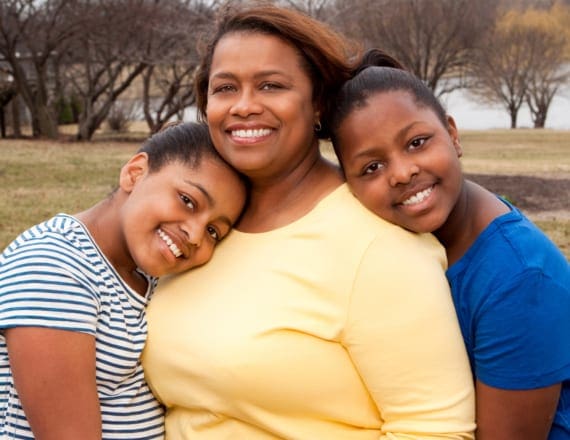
[0,122,246,439]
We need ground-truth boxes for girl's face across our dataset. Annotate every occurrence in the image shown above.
[336,91,463,233]
[205,31,318,180]
[120,155,246,277]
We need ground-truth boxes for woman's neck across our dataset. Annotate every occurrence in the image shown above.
[237,154,343,233]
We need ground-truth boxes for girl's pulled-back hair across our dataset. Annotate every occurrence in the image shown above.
[330,48,447,155]
[194,2,361,139]
[137,121,225,172]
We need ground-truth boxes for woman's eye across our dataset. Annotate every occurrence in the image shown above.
[207,225,220,242]
[409,137,427,150]
[362,161,383,175]
[212,84,235,94]
[260,82,281,91]
[180,194,195,209]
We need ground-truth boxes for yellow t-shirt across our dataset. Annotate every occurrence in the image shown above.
[142,184,475,439]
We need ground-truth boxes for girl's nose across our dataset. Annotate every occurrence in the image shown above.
[388,160,420,187]
[182,222,204,248]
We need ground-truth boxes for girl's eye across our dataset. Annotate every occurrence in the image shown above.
[409,137,427,150]
[362,161,383,176]
[207,225,220,242]
[180,194,195,209]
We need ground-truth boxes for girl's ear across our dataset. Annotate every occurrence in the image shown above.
[119,153,149,193]
[447,115,462,158]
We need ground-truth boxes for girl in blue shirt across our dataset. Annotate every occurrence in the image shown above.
[330,50,570,440]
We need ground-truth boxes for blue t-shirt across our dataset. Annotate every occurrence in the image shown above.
[447,201,570,439]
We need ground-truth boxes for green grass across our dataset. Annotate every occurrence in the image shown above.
[1,129,569,259]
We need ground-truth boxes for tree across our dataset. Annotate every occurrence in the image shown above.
[0,80,16,138]
[469,6,569,128]
[523,6,569,127]
[58,0,159,141]
[277,0,333,20]
[0,0,83,138]
[140,0,213,133]
[334,0,497,97]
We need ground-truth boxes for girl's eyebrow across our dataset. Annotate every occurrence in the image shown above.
[347,121,424,163]
[394,121,424,142]
[183,180,233,229]
[184,180,214,206]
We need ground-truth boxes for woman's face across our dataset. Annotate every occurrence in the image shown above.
[206,31,318,180]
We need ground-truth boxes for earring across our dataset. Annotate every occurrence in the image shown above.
[314,120,322,132]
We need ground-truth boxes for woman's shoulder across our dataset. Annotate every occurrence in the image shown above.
[316,184,446,263]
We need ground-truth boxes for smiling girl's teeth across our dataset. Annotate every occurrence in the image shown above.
[402,187,433,206]
[232,128,272,138]
[158,229,182,257]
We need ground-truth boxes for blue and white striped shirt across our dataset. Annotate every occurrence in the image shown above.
[0,214,165,439]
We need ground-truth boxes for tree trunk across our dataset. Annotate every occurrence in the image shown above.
[0,107,5,138]
[532,106,548,129]
[34,103,58,139]
[142,66,157,133]
[11,96,22,138]
[76,99,114,141]
[10,62,58,139]
[509,111,518,129]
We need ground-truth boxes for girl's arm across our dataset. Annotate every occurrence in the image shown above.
[469,269,569,439]
[475,381,560,440]
[6,327,102,440]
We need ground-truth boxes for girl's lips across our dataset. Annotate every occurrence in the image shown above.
[157,228,182,258]
[401,185,434,206]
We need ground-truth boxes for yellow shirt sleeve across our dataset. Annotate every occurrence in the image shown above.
[343,230,475,439]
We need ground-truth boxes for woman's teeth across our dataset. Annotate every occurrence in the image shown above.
[231,128,272,138]
[402,187,433,206]
[158,229,182,257]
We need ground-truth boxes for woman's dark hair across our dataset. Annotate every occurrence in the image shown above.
[330,49,447,158]
[137,121,226,172]
[194,2,361,139]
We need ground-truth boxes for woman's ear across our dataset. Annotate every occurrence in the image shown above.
[447,115,462,158]
[119,153,149,193]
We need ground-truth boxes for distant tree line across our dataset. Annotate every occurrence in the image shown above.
[0,0,569,140]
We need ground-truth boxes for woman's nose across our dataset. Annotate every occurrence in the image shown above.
[230,89,263,117]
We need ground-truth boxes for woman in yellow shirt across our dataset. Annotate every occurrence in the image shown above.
[142,4,475,439]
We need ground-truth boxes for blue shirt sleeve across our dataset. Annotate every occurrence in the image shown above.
[474,268,570,389]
